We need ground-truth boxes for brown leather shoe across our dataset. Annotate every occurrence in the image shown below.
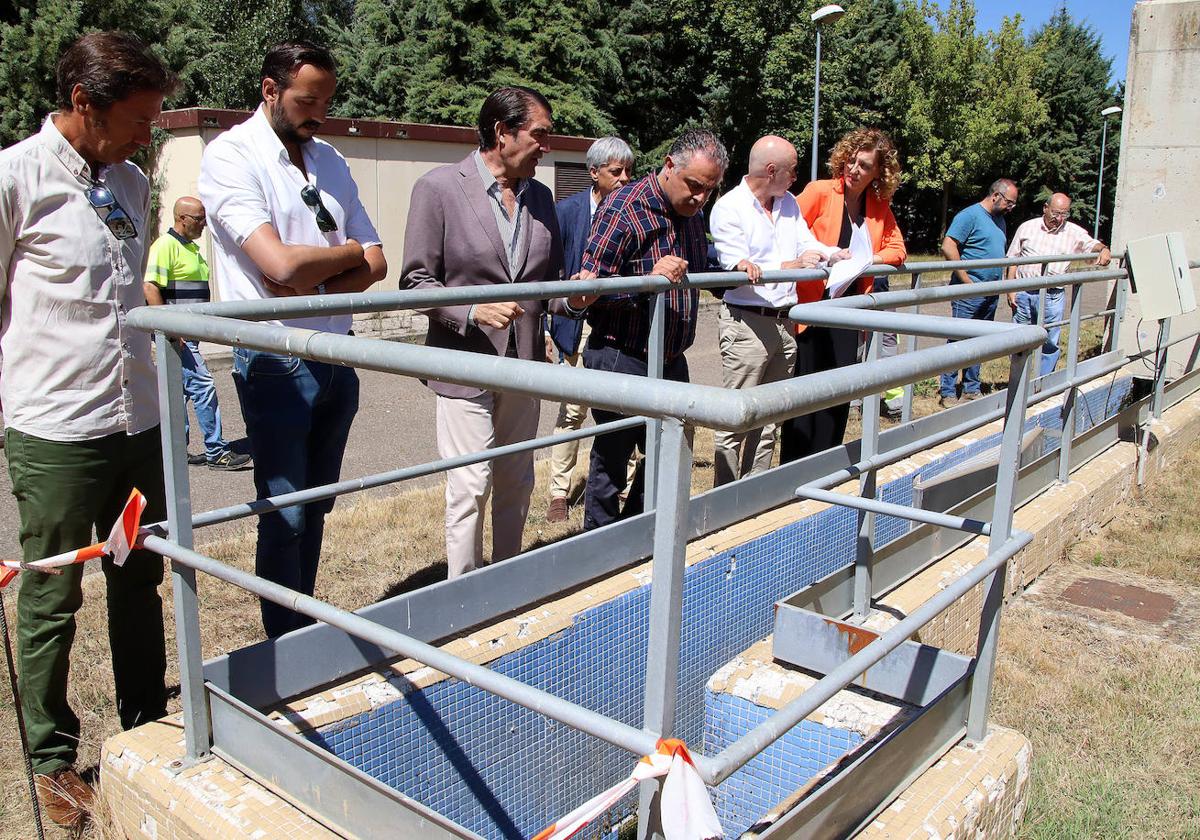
[546,496,569,523]
[35,767,94,830]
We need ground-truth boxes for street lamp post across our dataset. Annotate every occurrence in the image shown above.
[1094,105,1122,239]
[810,4,845,181]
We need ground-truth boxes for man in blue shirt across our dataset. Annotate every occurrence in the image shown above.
[938,178,1018,405]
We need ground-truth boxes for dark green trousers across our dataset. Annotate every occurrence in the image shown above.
[6,426,168,775]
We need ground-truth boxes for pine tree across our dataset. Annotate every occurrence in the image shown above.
[1017,4,1120,234]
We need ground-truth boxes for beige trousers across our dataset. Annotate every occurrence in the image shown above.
[713,303,797,486]
[436,390,539,578]
[547,351,588,499]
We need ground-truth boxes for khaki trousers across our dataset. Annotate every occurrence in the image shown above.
[436,390,539,577]
[547,351,588,499]
[713,303,797,486]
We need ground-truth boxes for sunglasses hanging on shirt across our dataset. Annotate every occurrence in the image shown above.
[300,184,338,233]
[84,181,137,240]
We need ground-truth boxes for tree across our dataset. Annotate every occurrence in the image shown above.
[0,0,84,147]
[891,0,1046,241]
[1016,4,1120,236]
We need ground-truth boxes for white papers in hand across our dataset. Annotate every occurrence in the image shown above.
[825,222,873,298]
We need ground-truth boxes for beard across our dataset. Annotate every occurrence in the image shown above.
[268,99,319,146]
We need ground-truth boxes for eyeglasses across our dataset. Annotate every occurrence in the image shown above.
[993,193,1016,208]
[300,184,337,233]
[84,181,137,240]
[179,212,207,224]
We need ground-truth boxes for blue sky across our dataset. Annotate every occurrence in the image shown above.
[938,0,1137,82]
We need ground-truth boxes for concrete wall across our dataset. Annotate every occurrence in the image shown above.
[153,114,589,338]
[1112,0,1200,378]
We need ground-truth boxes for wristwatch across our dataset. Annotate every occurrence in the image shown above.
[316,283,327,295]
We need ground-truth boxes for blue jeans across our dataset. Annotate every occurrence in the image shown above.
[180,340,228,460]
[232,348,360,638]
[1012,289,1064,377]
[582,343,689,530]
[939,295,998,398]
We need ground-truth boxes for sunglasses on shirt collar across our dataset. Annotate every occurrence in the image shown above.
[84,181,137,240]
[300,184,338,233]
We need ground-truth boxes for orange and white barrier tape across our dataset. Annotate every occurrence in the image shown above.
[0,489,148,589]
[532,738,721,840]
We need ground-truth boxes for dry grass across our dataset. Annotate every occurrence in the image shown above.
[992,446,1200,839]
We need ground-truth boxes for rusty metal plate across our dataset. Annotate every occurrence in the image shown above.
[1059,577,1177,623]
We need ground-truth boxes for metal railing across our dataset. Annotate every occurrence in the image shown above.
[125,250,1192,838]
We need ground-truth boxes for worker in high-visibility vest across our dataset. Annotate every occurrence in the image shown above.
[143,197,250,470]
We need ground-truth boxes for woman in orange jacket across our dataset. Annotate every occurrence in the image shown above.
[780,127,907,462]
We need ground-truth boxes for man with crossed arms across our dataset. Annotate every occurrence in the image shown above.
[199,41,386,637]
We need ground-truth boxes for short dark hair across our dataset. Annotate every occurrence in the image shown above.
[477,86,552,151]
[56,31,178,111]
[261,41,337,91]
[990,178,1017,196]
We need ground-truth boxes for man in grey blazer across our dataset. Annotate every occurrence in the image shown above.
[401,86,568,577]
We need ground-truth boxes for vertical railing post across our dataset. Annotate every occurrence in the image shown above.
[1057,282,1083,483]
[967,348,1031,742]
[637,418,693,839]
[1036,286,1048,378]
[854,331,881,618]
[643,291,667,511]
[1110,273,1128,354]
[1138,318,1171,486]
[1151,317,1171,420]
[156,332,211,762]
[901,272,920,423]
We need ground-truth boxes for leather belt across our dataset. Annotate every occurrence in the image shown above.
[727,302,791,319]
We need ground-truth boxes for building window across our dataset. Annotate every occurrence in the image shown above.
[554,162,591,200]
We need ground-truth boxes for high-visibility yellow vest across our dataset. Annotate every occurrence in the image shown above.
[144,229,210,304]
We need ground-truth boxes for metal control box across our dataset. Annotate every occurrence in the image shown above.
[1127,232,1195,321]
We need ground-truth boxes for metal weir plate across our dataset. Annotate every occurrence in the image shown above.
[772,605,973,707]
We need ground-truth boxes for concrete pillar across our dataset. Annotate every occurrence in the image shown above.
[1112,0,1200,380]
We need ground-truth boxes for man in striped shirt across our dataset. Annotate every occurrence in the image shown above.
[1004,193,1111,376]
[567,129,727,529]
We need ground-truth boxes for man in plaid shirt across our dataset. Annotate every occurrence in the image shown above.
[566,128,727,529]
[1004,192,1111,376]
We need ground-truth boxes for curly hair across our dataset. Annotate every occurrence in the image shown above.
[826,127,902,202]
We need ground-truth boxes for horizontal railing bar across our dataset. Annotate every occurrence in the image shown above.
[787,307,1020,339]
[161,254,1102,321]
[793,486,991,535]
[866,252,1098,278]
[143,535,663,765]
[699,530,1034,786]
[820,268,1126,312]
[807,403,1007,489]
[805,351,1125,491]
[129,311,1046,432]
[165,416,646,533]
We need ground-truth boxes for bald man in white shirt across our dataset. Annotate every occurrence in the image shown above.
[709,135,847,485]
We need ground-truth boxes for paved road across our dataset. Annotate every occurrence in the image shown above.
[0,277,1109,559]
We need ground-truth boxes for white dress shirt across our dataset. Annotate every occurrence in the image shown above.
[711,178,836,309]
[198,106,382,334]
[0,116,158,441]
